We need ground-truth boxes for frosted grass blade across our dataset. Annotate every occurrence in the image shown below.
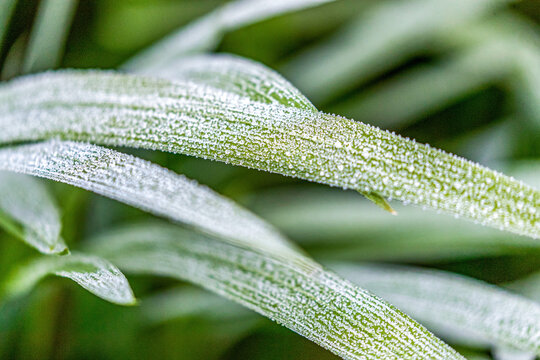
[0,171,67,254]
[87,222,465,360]
[124,0,334,73]
[0,69,537,238]
[284,0,507,102]
[3,252,135,305]
[22,0,78,74]
[0,140,304,263]
[331,263,540,355]
[150,53,316,111]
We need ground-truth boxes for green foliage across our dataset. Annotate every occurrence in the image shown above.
[0,0,539,359]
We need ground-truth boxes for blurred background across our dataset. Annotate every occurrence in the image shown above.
[0,0,539,359]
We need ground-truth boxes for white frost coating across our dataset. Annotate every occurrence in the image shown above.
[0,140,305,265]
[4,252,135,305]
[0,69,537,238]
[331,263,540,355]
[0,171,67,254]
[124,0,334,72]
[88,223,465,360]
[151,53,316,110]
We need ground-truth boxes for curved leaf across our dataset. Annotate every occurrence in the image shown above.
[0,140,303,264]
[3,252,135,305]
[0,171,67,254]
[331,263,540,355]
[124,0,334,72]
[0,68,537,237]
[87,222,465,360]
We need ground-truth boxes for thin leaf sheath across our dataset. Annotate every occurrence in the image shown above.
[0,71,537,237]
[89,223,465,360]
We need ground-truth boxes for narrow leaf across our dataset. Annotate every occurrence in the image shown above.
[3,252,135,305]
[0,68,537,237]
[250,187,537,261]
[150,53,316,111]
[331,263,540,355]
[0,171,67,254]
[0,0,18,53]
[87,222,465,360]
[124,0,334,73]
[0,140,304,263]
[283,0,508,102]
[141,286,252,325]
[21,0,77,74]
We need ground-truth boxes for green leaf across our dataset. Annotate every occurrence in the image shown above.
[150,53,316,110]
[3,252,136,305]
[250,186,538,262]
[21,0,78,74]
[141,286,253,325]
[0,171,67,254]
[331,263,540,355]
[87,222,465,360]
[123,0,334,73]
[283,0,508,102]
[0,140,304,263]
[0,0,18,53]
[0,64,537,238]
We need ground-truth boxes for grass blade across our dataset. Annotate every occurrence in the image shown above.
[283,0,507,102]
[331,263,540,355]
[0,0,18,53]
[141,286,252,325]
[0,140,304,263]
[332,41,514,129]
[0,171,67,254]
[124,0,334,73]
[87,222,465,360]
[150,53,316,110]
[3,252,135,305]
[0,67,537,238]
[21,0,77,74]
[250,187,537,262]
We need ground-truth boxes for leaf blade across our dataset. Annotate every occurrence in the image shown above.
[0,68,537,238]
[3,252,135,305]
[0,171,67,254]
[87,222,465,360]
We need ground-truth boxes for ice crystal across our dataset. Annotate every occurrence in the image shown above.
[88,223,465,360]
[0,171,67,254]
[0,66,537,238]
[4,252,135,305]
[332,263,540,355]
[0,140,305,264]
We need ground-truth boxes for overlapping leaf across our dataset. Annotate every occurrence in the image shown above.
[0,140,303,263]
[86,222,465,360]
[332,263,540,355]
